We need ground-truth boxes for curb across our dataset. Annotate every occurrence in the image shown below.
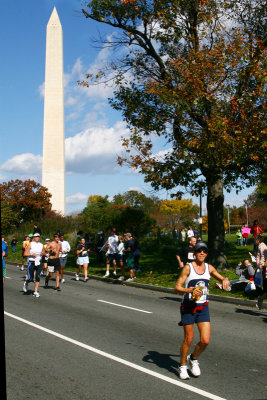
[7,262,266,309]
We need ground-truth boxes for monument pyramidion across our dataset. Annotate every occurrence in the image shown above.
[42,7,65,215]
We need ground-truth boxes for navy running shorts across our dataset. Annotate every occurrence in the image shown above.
[180,302,210,325]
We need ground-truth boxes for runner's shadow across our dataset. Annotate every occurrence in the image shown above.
[142,351,179,376]
[235,308,267,323]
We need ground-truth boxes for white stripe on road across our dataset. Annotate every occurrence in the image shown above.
[97,299,152,314]
[5,311,226,400]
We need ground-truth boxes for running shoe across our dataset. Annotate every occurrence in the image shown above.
[126,277,136,282]
[178,365,189,380]
[20,265,24,271]
[44,278,49,288]
[33,292,40,298]
[256,296,263,310]
[61,278,65,284]
[55,287,61,291]
[84,277,89,282]
[118,276,125,281]
[113,271,117,276]
[187,355,201,377]
[103,272,110,278]
[75,274,79,281]
[23,281,28,293]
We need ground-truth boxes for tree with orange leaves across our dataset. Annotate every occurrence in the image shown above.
[80,0,266,267]
[0,179,52,225]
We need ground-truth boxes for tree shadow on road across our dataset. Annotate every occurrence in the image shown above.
[142,351,180,376]
[159,296,181,303]
[235,308,267,323]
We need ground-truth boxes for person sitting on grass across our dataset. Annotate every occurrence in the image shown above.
[215,259,255,291]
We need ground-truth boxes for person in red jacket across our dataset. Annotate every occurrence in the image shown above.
[251,220,264,254]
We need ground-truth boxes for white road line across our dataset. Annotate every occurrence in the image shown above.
[97,299,152,314]
[5,311,227,400]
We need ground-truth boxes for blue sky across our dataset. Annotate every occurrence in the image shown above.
[0,0,253,214]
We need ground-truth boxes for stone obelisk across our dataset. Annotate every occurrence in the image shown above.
[42,7,65,215]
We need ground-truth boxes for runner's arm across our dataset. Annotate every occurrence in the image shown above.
[209,265,230,290]
[176,254,184,268]
[174,265,194,294]
[24,243,31,257]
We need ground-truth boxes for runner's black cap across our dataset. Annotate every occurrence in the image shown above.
[194,242,208,252]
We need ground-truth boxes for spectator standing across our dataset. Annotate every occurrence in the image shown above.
[59,233,71,284]
[75,237,90,282]
[2,237,8,283]
[187,227,194,239]
[176,237,197,269]
[33,224,42,236]
[180,228,187,242]
[11,236,18,252]
[255,235,267,310]
[124,233,136,281]
[241,224,250,246]
[104,228,118,278]
[236,229,243,246]
[117,235,126,281]
[251,220,264,254]
[133,237,141,273]
[96,231,105,263]
[193,227,199,238]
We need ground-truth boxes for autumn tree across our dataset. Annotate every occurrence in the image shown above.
[160,199,199,232]
[0,179,52,225]
[81,0,266,267]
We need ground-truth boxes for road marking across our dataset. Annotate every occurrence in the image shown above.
[97,299,152,314]
[5,311,226,400]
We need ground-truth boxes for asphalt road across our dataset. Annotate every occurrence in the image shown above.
[4,264,267,400]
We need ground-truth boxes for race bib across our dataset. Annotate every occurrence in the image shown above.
[189,281,208,303]
[48,266,54,273]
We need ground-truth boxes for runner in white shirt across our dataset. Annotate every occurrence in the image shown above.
[103,228,118,278]
[59,234,71,283]
[23,233,45,298]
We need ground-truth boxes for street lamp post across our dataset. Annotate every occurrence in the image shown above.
[226,204,230,234]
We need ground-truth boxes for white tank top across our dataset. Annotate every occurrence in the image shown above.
[29,242,43,260]
[183,262,210,304]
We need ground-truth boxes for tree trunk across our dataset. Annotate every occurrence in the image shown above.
[206,174,227,268]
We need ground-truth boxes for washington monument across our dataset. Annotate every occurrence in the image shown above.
[42,7,65,215]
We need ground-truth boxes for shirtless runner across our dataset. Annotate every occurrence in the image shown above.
[45,234,62,291]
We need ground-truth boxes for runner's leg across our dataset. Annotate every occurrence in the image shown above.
[180,324,194,365]
[191,321,210,359]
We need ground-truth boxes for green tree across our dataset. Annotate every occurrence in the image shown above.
[112,190,159,213]
[1,200,19,233]
[80,195,112,233]
[81,0,266,266]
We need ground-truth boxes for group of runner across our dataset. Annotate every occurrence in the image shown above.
[3,229,266,381]
[20,227,140,297]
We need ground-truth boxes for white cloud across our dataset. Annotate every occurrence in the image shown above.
[66,192,88,205]
[65,120,129,175]
[0,153,42,175]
